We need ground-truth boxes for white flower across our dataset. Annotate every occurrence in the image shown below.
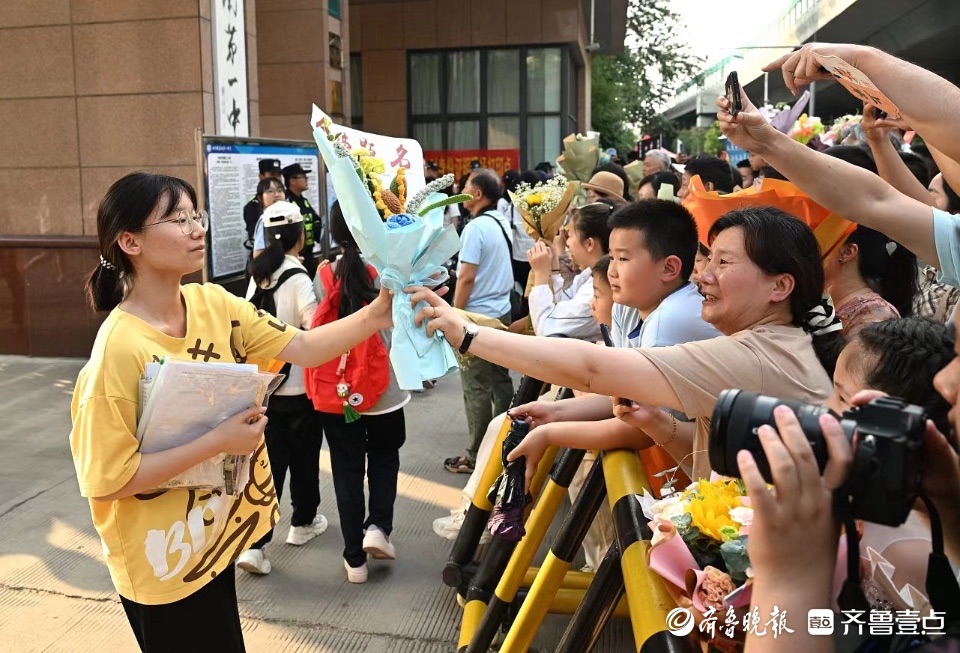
[650,494,689,521]
[729,506,754,528]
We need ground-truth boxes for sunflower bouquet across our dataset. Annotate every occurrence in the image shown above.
[645,478,753,612]
[311,105,468,390]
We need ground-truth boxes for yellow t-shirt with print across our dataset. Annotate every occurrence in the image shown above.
[69,283,299,605]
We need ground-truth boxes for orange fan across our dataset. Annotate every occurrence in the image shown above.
[681,176,855,258]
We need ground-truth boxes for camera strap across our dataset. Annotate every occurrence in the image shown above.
[919,493,960,625]
[835,493,871,613]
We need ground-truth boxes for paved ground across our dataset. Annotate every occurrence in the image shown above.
[0,355,634,652]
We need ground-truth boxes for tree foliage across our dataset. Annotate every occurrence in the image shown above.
[591,0,701,154]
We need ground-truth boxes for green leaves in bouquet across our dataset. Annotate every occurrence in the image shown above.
[720,536,751,582]
[417,194,472,217]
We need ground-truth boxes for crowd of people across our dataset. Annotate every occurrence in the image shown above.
[68,41,960,653]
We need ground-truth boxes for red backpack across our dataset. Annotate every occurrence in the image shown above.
[304,264,390,421]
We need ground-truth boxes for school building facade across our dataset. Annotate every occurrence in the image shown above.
[0,0,626,357]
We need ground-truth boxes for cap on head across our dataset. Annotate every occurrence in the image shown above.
[261,200,303,227]
[258,158,282,175]
[281,163,312,184]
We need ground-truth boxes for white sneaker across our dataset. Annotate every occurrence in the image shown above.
[344,558,368,584]
[362,525,396,560]
[432,510,465,540]
[236,548,271,575]
[286,514,328,546]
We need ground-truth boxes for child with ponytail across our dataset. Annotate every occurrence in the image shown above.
[238,201,328,576]
[312,201,410,584]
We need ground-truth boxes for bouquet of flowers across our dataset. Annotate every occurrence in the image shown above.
[788,113,825,146]
[508,174,575,242]
[822,113,865,148]
[311,105,469,390]
[644,478,753,613]
[681,176,856,258]
[555,132,600,182]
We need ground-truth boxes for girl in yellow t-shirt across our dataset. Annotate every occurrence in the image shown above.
[70,172,394,653]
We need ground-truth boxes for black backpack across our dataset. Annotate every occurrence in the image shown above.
[249,267,309,317]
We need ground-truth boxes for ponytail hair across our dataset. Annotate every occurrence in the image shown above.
[330,201,377,318]
[571,199,615,254]
[248,221,303,287]
[845,226,917,317]
[86,172,198,312]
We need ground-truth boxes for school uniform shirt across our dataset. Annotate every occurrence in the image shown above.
[636,282,720,347]
[637,325,833,481]
[932,206,960,287]
[69,283,298,605]
[314,261,410,414]
[244,255,318,396]
[528,267,600,341]
[457,209,514,318]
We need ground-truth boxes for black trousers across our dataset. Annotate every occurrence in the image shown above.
[319,408,406,567]
[252,393,323,549]
[120,565,244,653]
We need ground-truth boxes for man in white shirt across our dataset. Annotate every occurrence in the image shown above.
[445,169,515,473]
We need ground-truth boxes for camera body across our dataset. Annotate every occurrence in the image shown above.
[710,390,926,526]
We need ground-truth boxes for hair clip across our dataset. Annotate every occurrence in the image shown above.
[99,254,117,271]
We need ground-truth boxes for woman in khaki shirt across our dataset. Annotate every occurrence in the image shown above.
[407,206,841,481]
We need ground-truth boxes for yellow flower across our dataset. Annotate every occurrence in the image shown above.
[683,480,743,542]
[526,194,543,206]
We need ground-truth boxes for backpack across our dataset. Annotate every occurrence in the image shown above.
[248,267,309,388]
[304,264,390,422]
[248,267,309,317]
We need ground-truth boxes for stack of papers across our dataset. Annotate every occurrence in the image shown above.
[137,359,284,495]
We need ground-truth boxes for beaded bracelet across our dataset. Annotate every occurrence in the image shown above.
[657,415,678,448]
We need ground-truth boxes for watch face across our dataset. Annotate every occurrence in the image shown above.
[465,323,479,336]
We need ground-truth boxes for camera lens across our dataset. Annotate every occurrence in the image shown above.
[709,390,844,482]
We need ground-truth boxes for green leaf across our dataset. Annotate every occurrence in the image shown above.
[720,536,751,582]
[390,174,400,196]
[417,194,471,216]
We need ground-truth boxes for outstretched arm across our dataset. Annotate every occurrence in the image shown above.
[279,285,395,368]
[861,104,932,204]
[765,43,960,164]
[408,287,685,413]
[717,90,940,267]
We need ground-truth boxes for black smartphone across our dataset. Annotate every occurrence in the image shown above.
[725,71,742,117]
[599,325,632,406]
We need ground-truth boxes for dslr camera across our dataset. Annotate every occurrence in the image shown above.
[710,390,927,526]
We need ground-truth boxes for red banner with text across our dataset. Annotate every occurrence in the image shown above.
[423,149,520,181]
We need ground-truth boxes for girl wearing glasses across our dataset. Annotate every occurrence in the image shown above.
[70,172,393,652]
[251,177,288,259]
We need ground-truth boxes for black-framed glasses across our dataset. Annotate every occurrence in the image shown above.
[263,187,286,195]
[142,210,209,235]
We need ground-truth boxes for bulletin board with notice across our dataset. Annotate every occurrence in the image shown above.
[197,133,329,286]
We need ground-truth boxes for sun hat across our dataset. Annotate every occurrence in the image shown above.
[581,171,625,198]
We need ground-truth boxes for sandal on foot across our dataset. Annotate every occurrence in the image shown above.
[444,456,474,474]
